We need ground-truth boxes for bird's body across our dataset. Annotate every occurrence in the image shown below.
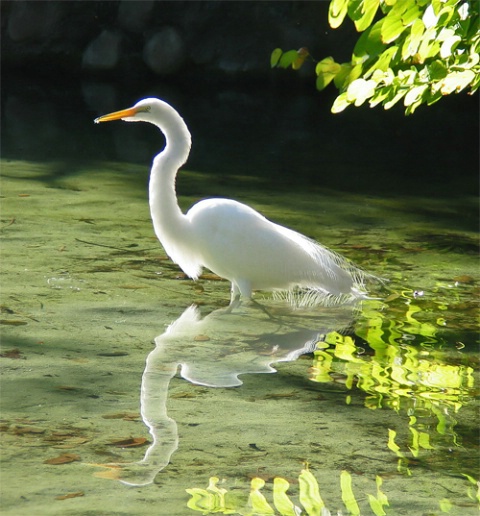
[95,98,369,306]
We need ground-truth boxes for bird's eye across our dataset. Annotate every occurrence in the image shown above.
[138,105,151,113]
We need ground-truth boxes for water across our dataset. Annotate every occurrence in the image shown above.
[1,75,478,515]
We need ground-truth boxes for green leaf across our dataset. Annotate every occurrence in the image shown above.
[270,48,283,68]
[428,60,448,81]
[369,85,392,107]
[439,70,476,94]
[351,0,380,32]
[416,26,437,63]
[452,51,480,70]
[316,73,336,91]
[387,429,403,455]
[329,0,349,29]
[384,87,408,109]
[404,84,428,106]
[440,35,461,58]
[344,62,364,86]
[422,3,439,29]
[418,431,434,450]
[401,2,421,26]
[334,63,354,88]
[292,48,310,70]
[402,18,425,60]
[186,488,216,512]
[425,90,443,105]
[354,19,386,58]
[279,50,301,69]
[366,45,399,77]
[347,78,377,105]
[437,5,455,27]
[316,57,342,90]
[381,13,407,43]
[315,56,341,75]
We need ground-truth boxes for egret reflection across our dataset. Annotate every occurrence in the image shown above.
[93,302,357,486]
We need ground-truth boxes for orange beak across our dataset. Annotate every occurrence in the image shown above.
[94,106,138,124]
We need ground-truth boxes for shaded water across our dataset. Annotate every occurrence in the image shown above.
[1,77,479,515]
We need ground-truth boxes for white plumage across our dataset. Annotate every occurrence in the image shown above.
[95,98,370,306]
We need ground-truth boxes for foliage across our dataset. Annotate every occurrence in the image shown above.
[271,0,479,114]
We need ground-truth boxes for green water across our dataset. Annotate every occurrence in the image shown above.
[1,84,478,515]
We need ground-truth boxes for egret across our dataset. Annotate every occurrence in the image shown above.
[95,98,371,307]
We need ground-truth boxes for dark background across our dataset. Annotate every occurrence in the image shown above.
[1,1,357,79]
[1,1,478,202]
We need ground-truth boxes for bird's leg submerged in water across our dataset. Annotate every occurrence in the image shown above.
[224,284,242,313]
[225,283,274,318]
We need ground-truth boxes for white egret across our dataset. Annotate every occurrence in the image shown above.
[95,98,371,307]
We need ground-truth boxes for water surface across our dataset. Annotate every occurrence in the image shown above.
[1,79,478,515]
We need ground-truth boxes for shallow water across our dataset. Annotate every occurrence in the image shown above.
[1,79,479,515]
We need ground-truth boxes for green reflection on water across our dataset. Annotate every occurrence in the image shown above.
[312,297,475,418]
[186,468,479,515]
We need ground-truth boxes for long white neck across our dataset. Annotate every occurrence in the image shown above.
[148,106,192,246]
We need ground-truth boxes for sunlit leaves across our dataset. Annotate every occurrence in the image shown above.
[315,56,342,90]
[334,62,354,87]
[422,3,439,29]
[347,78,377,105]
[270,48,283,68]
[440,32,461,58]
[329,0,350,28]
[401,17,425,59]
[272,0,479,114]
[354,20,386,59]
[270,47,309,70]
[439,69,476,94]
[348,0,380,32]
[331,92,352,113]
[404,83,428,110]
[415,26,438,63]
[365,46,399,76]
[381,11,408,43]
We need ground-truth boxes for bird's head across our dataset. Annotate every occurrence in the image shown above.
[94,98,167,124]
[94,97,191,151]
